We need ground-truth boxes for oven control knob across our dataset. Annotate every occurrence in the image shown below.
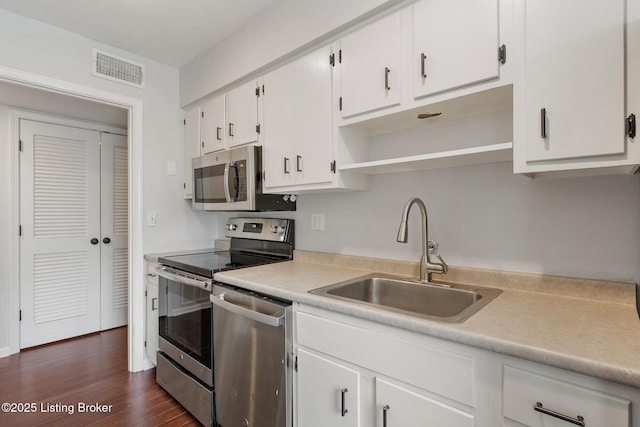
[226,223,237,231]
[277,226,285,234]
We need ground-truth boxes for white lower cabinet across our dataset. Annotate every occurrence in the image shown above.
[297,348,360,427]
[294,306,481,426]
[145,261,159,365]
[375,377,474,427]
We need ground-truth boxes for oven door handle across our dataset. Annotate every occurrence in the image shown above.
[211,289,285,327]
[156,266,212,291]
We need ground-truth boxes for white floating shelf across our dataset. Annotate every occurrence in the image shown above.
[339,142,513,175]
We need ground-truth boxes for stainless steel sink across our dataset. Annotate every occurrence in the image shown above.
[309,274,502,323]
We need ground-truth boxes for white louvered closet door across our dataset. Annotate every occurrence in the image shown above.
[100,133,128,330]
[20,120,102,348]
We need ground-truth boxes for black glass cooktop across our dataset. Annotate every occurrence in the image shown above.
[159,250,285,278]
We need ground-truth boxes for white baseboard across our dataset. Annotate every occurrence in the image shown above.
[0,347,13,358]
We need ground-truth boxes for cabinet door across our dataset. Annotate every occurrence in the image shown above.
[263,46,333,189]
[183,106,201,199]
[524,0,625,162]
[201,94,225,153]
[297,348,360,427]
[413,0,499,99]
[375,378,474,427]
[226,80,259,148]
[340,12,401,118]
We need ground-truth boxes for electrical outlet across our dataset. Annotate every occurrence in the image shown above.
[311,213,325,231]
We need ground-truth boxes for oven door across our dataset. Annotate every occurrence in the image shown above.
[192,145,257,211]
[157,266,213,387]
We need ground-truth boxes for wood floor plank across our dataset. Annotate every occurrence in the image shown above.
[0,327,200,427]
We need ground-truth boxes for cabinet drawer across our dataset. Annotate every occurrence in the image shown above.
[503,365,630,427]
[296,311,474,406]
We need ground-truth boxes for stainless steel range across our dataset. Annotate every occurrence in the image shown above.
[155,217,294,426]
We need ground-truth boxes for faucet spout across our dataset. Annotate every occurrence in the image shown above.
[396,197,448,282]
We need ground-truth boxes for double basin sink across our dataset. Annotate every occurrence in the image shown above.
[310,273,502,323]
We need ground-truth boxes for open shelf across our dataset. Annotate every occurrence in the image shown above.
[338,142,513,175]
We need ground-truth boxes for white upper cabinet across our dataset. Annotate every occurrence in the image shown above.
[412,0,500,99]
[226,79,260,148]
[183,106,201,199]
[340,12,402,118]
[524,0,624,162]
[263,45,334,190]
[200,94,225,154]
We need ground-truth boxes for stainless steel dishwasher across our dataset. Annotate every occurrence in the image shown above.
[211,284,293,427]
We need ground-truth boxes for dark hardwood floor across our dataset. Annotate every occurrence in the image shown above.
[0,327,200,427]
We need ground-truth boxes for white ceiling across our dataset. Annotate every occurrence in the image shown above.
[0,0,281,67]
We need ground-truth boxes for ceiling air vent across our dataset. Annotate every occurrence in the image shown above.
[92,48,145,89]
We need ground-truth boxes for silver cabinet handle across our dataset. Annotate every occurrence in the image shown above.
[541,108,547,139]
[421,53,427,78]
[383,405,390,427]
[151,297,158,311]
[216,126,222,141]
[341,388,348,417]
[228,122,234,137]
[533,402,585,426]
[384,67,391,91]
[296,155,302,172]
[284,157,290,174]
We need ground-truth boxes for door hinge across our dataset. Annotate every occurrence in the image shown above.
[256,124,261,134]
[627,113,636,139]
[19,139,23,152]
[330,160,336,173]
[255,86,260,97]
[498,44,507,65]
[339,49,342,63]
[294,355,298,372]
[339,97,343,111]
[330,53,335,66]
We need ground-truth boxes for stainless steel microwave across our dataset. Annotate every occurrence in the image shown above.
[192,145,296,211]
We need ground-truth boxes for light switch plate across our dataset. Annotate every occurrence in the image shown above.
[147,211,157,227]
[311,213,325,231]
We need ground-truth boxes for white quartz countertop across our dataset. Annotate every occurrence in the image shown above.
[213,257,640,389]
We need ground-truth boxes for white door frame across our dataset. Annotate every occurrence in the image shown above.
[2,65,146,373]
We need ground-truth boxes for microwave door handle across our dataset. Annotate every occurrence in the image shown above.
[223,162,232,203]
[229,162,240,201]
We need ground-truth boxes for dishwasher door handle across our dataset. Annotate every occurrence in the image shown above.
[211,291,285,327]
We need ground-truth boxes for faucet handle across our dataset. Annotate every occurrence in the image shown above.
[433,253,448,274]
[427,253,448,276]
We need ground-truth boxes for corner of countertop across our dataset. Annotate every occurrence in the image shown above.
[293,250,636,306]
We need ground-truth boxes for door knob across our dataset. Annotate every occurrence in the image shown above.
[90,238,99,245]
[103,237,111,244]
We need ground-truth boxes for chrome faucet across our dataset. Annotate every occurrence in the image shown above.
[396,197,448,283]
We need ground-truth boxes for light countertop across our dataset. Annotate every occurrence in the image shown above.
[212,251,640,389]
